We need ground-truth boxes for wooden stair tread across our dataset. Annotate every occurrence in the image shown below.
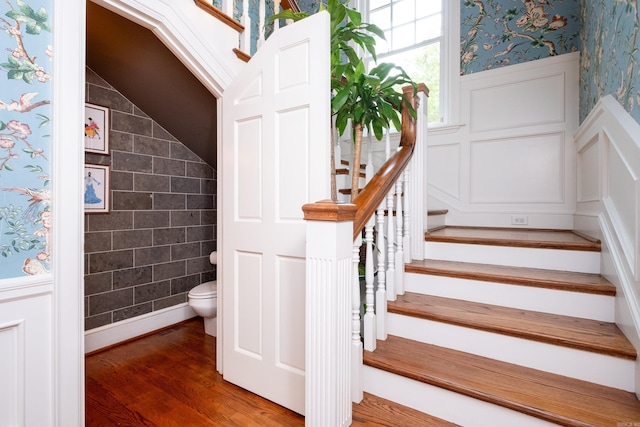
[336,168,366,178]
[405,259,616,296]
[426,227,601,252]
[364,335,640,427]
[352,392,459,427]
[389,293,636,359]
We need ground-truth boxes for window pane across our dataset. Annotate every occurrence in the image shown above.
[383,42,441,124]
[392,23,415,50]
[392,0,414,27]
[370,6,391,31]
[416,1,441,18]
[377,30,391,55]
[416,14,442,42]
[370,0,389,10]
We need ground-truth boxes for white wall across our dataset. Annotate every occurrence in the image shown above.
[427,52,580,229]
[573,95,640,396]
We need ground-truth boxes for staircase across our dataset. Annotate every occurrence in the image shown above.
[362,226,640,426]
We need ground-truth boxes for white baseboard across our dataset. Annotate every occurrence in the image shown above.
[84,303,196,353]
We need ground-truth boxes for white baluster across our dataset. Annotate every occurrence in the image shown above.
[240,0,251,53]
[366,133,374,182]
[273,0,281,32]
[386,189,396,301]
[334,122,342,169]
[376,202,387,340]
[363,217,376,351]
[352,239,363,403]
[257,0,266,49]
[403,167,412,264]
[395,178,404,295]
[385,128,391,159]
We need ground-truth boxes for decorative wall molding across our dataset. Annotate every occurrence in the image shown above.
[427,52,579,229]
[574,94,640,394]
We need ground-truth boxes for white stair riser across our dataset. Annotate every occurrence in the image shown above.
[405,273,615,322]
[427,213,446,231]
[387,313,635,392]
[363,365,557,427]
[425,242,601,274]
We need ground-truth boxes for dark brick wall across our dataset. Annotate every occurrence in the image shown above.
[84,68,216,331]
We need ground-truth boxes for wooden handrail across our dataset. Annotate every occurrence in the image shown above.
[281,0,301,13]
[194,0,245,32]
[352,83,427,240]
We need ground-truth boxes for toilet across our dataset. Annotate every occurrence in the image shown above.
[188,251,218,336]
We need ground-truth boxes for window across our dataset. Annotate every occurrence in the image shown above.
[362,0,448,125]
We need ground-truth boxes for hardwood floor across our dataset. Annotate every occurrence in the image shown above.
[85,318,456,426]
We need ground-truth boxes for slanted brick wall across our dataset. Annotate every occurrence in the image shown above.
[84,68,216,330]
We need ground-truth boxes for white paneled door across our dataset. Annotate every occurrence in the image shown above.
[220,12,330,414]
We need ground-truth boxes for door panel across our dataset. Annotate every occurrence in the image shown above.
[221,12,330,414]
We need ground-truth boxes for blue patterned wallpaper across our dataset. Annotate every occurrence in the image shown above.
[460,0,580,75]
[0,0,52,279]
[580,0,640,124]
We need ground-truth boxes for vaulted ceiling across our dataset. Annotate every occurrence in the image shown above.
[86,2,218,167]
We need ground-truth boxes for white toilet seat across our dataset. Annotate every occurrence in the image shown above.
[188,281,217,299]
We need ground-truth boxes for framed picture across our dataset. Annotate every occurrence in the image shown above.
[84,164,110,213]
[84,103,109,154]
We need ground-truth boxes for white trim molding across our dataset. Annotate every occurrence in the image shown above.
[84,303,196,353]
[90,0,244,97]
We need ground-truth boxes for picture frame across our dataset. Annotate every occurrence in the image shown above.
[84,164,110,213]
[84,103,110,154]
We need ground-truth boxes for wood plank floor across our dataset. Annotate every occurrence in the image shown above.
[85,318,457,426]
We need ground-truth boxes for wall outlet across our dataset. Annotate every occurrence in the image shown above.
[511,215,528,225]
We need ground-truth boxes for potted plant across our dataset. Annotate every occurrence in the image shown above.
[272,0,416,201]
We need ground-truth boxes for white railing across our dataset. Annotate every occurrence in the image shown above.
[304,86,428,426]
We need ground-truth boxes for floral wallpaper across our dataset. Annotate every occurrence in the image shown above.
[580,0,640,124]
[460,0,580,75]
[0,0,52,279]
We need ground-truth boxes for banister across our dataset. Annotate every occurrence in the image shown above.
[352,83,427,240]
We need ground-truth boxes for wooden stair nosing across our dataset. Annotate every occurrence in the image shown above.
[341,159,366,170]
[405,259,616,296]
[353,392,460,427]
[425,227,602,252]
[427,209,449,216]
[336,167,366,178]
[388,293,637,360]
[364,335,640,427]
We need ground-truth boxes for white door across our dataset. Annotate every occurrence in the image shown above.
[221,12,330,414]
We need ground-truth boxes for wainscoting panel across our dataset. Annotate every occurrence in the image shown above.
[0,282,52,427]
[470,74,565,134]
[427,143,461,200]
[469,133,564,204]
[577,134,601,203]
[606,132,639,278]
[427,52,579,228]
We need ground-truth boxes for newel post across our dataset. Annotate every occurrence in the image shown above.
[303,200,357,427]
